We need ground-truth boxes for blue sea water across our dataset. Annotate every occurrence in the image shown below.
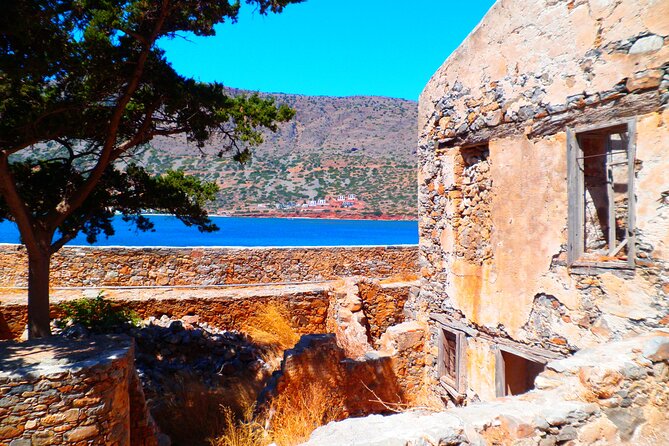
[0,216,418,247]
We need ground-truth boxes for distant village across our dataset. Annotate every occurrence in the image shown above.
[257,193,360,211]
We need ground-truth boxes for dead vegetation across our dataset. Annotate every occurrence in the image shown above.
[213,306,343,446]
[153,304,303,446]
[211,381,344,446]
[241,304,300,351]
[152,377,262,446]
[378,272,419,284]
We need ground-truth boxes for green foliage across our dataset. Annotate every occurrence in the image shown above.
[0,0,302,337]
[0,0,301,251]
[59,293,140,332]
[0,161,220,245]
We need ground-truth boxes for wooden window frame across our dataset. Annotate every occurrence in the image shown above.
[566,118,637,270]
[437,326,467,396]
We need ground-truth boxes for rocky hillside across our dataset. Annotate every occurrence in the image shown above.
[143,93,418,219]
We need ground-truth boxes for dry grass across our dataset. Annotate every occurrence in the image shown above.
[242,304,300,351]
[153,379,228,446]
[211,381,344,446]
[210,405,266,446]
[154,377,263,446]
[379,272,419,284]
[212,306,339,446]
[268,382,344,446]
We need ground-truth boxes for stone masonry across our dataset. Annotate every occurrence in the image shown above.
[0,335,158,446]
[414,0,669,403]
[0,283,332,340]
[305,331,669,445]
[0,245,417,288]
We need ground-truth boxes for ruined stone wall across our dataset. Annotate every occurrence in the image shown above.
[305,331,669,445]
[0,335,158,446]
[1,280,418,342]
[358,280,412,345]
[416,0,669,401]
[0,245,417,288]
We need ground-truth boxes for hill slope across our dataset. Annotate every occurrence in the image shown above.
[143,93,419,219]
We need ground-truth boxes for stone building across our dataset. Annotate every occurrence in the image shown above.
[416,0,669,403]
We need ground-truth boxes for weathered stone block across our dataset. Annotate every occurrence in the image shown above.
[626,69,664,91]
[65,425,99,442]
[628,35,665,54]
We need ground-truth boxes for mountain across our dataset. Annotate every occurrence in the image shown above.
[141,93,418,219]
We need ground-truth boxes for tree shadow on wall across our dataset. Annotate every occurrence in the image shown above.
[0,334,131,384]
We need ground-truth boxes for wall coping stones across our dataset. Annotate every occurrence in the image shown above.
[0,282,335,306]
[0,243,419,250]
[0,334,132,380]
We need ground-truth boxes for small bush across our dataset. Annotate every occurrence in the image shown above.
[59,293,139,332]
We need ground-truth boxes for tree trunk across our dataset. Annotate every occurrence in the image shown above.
[27,250,52,338]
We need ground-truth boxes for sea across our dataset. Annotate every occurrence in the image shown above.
[0,216,418,247]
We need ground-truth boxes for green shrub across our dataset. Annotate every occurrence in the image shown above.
[59,293,139,332]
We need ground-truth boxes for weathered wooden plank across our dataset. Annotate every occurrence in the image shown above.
[435,90,661,151]
[437,327,446,379]
[497,343,559,363]
[528,90,661,139]
[430,313,479,337]
[570,260,632,269]
[567,128,583,264]
[456,332,467,394]
[431,312,565,361]
[495,347,506,398]
[627,118,637,269]
[610,238,628,257]
[606,135,617,256]
[573,122,628,135]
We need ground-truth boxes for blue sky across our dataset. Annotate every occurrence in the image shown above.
[159,1,496,100]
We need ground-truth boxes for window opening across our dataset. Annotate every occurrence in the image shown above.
[495,348,546,397]
[567,121,636,268]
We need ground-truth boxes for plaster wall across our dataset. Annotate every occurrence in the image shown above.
[419,0,669,136]
[416,0,669,403]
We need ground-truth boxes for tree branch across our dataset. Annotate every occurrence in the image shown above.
[46,0,172,231]
[0,153,41,253]
[50,232,77,254]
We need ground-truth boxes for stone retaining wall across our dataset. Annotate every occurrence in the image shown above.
[0,335,158,446]
[0,284,333,340]
[0,281,417,342]
[0,245,418,288]
[358,280,413,345]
